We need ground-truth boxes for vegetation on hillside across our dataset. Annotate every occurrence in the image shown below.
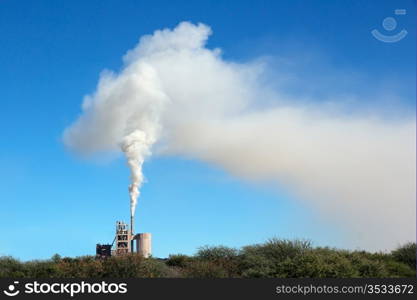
[1,239,415,278]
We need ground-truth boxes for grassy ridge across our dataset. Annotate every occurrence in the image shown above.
[1,239,415,278]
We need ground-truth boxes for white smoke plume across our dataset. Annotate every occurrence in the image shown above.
[121,130,152,216]
[63,22,415,251]
[64,53,168,217]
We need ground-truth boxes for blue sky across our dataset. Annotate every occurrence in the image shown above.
[0,0,415,260]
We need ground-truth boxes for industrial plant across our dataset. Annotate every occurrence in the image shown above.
[96,214,151,258]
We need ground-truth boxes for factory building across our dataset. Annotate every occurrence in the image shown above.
[96,220,152,258]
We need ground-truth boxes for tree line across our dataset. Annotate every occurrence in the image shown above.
[1,239,415,278]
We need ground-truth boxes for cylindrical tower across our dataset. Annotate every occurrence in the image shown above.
[130,214,134,236]
[136,233,152,258]
[130,214,134,252]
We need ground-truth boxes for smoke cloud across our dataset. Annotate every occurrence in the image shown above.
[121,130,152,216]
[63,22,415,251]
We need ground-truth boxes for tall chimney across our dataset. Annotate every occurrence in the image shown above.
[130,214,134,236]
[130,214,134,253]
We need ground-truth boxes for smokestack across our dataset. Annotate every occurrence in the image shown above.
[130,213,134,236]
[130,214,134,253]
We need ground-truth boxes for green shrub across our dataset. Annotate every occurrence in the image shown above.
[51,254,62,263]
[383,260,415,278]
[182,260,229,278]
[239,254,276,278]
[166,254,192,268]
[348,252,389,277]
[391,243,416,269]
[25,260,59,278]
[55,256,104,278]
[194,246,241,277]
[196,246,238,261]
[242,239,311,262]
[1,239,415,278]
[239,239,312,278]
[136,258,172,278]
[101,254,145,277]
[0,257,26,277]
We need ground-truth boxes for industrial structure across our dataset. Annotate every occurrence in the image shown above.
[115,221,131,255]
[96,214,152,258]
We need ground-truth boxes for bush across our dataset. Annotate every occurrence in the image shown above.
[348,252,389,277]
[56,256,104,278]
[383,260,415,278]
[101,254,145,277]
[239,239,312,277]
[0,257,26,277]
[391,243,416,269]
[196,246,239,261]
[136,258,172,278]
[278,250,357,278]
[25,260,59,278]
[166,254,192,268]
[182,260,229,278]
[1,239,415,278]
[242,239,311,262]
[195,246,240,277]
